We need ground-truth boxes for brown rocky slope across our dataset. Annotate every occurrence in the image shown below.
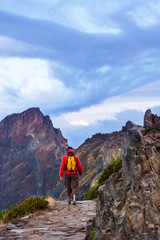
[94,109,160,240]
[0,108,68,211]
[76,130,127,200]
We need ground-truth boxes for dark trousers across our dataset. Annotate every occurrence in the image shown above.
[65,174,79,195]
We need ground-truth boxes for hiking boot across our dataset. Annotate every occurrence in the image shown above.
[68,199,71,205]
[73,201,76,205]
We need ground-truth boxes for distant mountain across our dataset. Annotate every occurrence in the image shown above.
[0,108,68,211]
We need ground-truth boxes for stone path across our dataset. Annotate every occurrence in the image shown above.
[0,200,96,240]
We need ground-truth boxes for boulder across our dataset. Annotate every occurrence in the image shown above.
[144,109,153,129]
[127,129,144,148]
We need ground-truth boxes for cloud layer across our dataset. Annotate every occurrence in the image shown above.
[52,81,160,147]
[0,0,160,147]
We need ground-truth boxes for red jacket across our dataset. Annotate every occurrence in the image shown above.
[59,148,82,177]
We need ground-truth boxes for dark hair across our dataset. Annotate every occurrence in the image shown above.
[67,147,73,151]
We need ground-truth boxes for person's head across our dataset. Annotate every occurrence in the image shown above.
[67,147,74,156]
[67,147,73,151]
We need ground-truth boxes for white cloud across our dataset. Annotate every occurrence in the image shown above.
[53,80,160,127]
[128,1,160,28]
[1,0,160,34]
[0,57,73,115]
[0,57,51,91]
[60,4,121,34]
[96,65,111,74]
[69,119,89,126]
[0,0,123,34]
[0,35,31,54]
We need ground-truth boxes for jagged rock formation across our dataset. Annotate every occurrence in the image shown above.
[66,128,127,200]
[95,109,160,240]
[0,108,68,211]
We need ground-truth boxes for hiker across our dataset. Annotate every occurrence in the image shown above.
[59,147,83,205]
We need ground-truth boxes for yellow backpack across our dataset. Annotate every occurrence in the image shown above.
[67,156,76,171]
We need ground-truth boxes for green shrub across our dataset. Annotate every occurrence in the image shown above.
[90,229,96,240]
[83,157,122,200]
[83,185,99,200]
[98,157,122,185]
[0,209,8,220]
[3,196,48,223]
[113,157,122,172]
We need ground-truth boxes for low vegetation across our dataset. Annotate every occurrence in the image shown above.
[98,156,122,185]
[83,157,122,200]
[0,209,9,224]
[2,196,49,223]
[45,196,56,207]
[83,185,99,201]
[90,229,96,240]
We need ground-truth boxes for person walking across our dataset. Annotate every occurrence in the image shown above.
[59,147,83,205]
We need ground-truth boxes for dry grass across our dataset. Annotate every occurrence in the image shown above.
[0,219,3,226]
[45,197,56,207]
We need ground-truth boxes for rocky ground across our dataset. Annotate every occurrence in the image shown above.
[0,200,96,240]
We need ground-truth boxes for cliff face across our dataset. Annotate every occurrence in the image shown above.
[0,108,68,211]
[74,129,128,200]
[95,110,160,240]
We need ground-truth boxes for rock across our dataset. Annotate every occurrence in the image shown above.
[146,146,160,174]
[144,109,160,130]
[125,120,136,131]
[127,129,144,148]
[0,223,17,230]
[20,215,30,221]
[144,109,153,129]
[85,218,96,239]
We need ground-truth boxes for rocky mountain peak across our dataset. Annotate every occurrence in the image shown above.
[122,120,136,132]
[0,108,53,144]
[0,108,68,211]
[144,108,160,130]
[144,109,154,129]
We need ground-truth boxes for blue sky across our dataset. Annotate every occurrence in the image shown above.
[0,0,160,148]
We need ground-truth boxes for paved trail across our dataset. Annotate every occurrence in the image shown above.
[0,200,96,240]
